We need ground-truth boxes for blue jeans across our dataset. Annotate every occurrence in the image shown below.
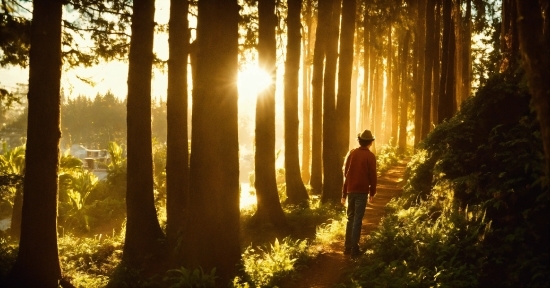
[345,193,367,252]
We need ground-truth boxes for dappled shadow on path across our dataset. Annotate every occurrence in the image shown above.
[279,159,407,288]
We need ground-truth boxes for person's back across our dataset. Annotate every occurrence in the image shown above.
[343,147,376,197]
[341,129,377,257]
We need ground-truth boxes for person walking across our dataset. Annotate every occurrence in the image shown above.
[341,129,377,257]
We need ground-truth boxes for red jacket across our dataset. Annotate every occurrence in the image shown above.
[342,146,377,198]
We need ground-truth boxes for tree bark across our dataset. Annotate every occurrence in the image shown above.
[165,0,189,263]
[336,0,356,194]
[310,0,332,195]
[515,0,550,178]
[321,0,341,203]
[454,0,463,111]
[284,0,309,205]
[301,0,314,184]
[361,17,371,132]
[7,0,63,286]
[437,0,454,123]
[124,0,165,269]
[462,0,472,103]
[391,24,400,145]
[186,0,241,282]
[398,30,411,154]
[501,0,520,71]
[253,0,289,231]
[421,0,436,140]
[431,0,441,124]
[374,59,383,148]
[414,0,426,146]
[350,25,361,149]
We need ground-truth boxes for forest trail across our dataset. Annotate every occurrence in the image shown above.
[280,158,407,288]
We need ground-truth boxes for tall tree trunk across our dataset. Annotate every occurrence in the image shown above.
[310,0,332,195]
[361,17,371,131]
[336,0,356,194]
[301,0,314,184]
[186,0,241,283]
[414,0,426,146]
[398,30,411,154]
[447,12,456,114]
[454,0,463,111]
[7,0,63,286]
[462,0,472,103]
[321,0,341,203]
[515,0,550,178]
[431,0,441,124]
[368,31,376,133]
[284,0,309,205]
[421,0,436,140]
[252,0,289,229]
[437,0,454,123]
[165,0,189,262]
[350,26,361,149]
[375,59,384,147]
[390,24,400,145]
[501,0,520,71]
[124,0,165,269]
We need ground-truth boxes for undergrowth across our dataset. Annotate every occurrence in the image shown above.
[0,142,403,288]
[340,73,549,287]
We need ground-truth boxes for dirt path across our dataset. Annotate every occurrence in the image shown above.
[280,159,407,288]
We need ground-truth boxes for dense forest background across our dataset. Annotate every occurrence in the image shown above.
[0,0,548,287]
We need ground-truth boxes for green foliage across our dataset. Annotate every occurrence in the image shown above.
[345,189,490,287]
[344,73,549,287]
[0,9,31,67]
[376,142,399,175]
[314,212,347,246]
[163,267,217,288]
[0,236,17,283]
[0,144,24,217]
[58,232,123,288]
[0,87,21,109]
[283,200,344,239]
[62,92,126,149]
[105,141,127,199]
[60,170,99,232]
[153,141,167,202]
[235,237,310,287]
[57,143,127,235]
[238,200,348,287]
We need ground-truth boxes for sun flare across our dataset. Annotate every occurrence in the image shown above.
[237,65,272,101]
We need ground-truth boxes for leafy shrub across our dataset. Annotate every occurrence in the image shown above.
[0,144,25,219]
[343,73,549,287]
[376,142,399,175]
[58,233,123,288]
[0,236,17,284]
[314,212,347,246]
[346,187,490,287]
[235,237,310,287]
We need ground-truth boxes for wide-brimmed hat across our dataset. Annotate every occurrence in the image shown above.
[357,129,375,141]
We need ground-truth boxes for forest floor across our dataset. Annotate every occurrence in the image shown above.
[279,158,408,288]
